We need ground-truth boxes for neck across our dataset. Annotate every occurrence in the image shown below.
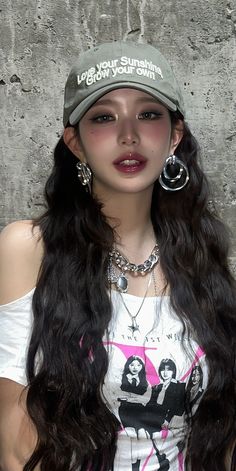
[97,188,156,260]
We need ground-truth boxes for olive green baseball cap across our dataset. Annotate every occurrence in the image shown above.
[63,41,185,126]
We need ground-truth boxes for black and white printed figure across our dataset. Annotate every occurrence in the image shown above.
[144,358,186,435]
[118,356,149,436]
[186,365,204,415]
[118,357,186,471]
[132,358,186,471]
[120,355,148,395]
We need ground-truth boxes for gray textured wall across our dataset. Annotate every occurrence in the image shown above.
[0,0,235,271]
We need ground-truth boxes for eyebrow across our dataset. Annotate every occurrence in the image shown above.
[92,99,115,107]
[136,96,160,103]
[93,96,161,107]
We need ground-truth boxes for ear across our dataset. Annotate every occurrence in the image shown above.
[169,120,184,155]
[63,127,86,162]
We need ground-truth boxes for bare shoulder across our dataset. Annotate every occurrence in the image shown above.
[0,220,44,304]
[0,219,40,244]
[0,219,43,264]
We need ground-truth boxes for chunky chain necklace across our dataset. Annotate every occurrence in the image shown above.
[108,244,159,293]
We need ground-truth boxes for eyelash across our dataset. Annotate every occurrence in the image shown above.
[90,114,114,123]
[90,111,163,123]
[139,111,163,120]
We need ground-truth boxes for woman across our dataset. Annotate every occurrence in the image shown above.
[118,355,149,440]
[144,358,185,434]
[186,365,204,416]
[0,41,235,471]
[120,355,148,395]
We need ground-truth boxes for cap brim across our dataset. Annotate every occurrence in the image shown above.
[68,82,178,126]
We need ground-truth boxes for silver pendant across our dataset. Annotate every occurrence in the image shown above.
[117,274,128,293]
[128,317,140,335]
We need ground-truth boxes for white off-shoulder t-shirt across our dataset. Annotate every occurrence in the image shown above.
[0,289,208,470]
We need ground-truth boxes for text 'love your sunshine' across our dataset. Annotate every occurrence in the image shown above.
[77,56,164,86]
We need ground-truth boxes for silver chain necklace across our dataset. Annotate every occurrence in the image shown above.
[119,271,154,336]
[108,244,159,293]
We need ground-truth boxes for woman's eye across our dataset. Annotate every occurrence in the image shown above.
[91,114,114,123]
[139,111,163,120]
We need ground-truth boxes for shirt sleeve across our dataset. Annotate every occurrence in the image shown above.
[0,289,34,386]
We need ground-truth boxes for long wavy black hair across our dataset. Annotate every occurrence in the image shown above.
[24,111,236,471]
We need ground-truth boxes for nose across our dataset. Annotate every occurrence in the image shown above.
[117,117,140,146]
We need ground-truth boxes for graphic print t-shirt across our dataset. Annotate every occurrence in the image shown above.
[103,292,208,471]
[0,289,208,471]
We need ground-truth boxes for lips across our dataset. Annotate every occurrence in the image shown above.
[113,153,147,173]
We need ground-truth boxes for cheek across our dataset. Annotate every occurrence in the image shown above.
[83,126,115,144]
[80,127,117,160]
[150,124,170,140]
[140,122,171,149]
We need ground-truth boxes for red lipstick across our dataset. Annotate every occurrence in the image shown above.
[113,153,147,174]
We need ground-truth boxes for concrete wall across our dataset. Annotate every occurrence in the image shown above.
[0,0,235,271]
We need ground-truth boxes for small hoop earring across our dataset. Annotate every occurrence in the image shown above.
[76,161,92,193]
[159,155,189,192]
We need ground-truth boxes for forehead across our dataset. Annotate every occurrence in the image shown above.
[130,359,141,364]
[92,87,167,108]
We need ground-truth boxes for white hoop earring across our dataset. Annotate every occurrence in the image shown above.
[159,155,189,192]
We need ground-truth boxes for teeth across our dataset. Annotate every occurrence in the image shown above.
[120,159,140,166]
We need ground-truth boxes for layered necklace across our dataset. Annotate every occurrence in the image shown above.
[108,244,159,293]
[108,244,159,335]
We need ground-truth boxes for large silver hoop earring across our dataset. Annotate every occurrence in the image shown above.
[159,155,189,192]
[76,161,92,193]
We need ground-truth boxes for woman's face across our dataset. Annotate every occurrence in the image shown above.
[128,359,143,375]
[74,88,182,198]
[160,365,174,381]
[191,368,201,385]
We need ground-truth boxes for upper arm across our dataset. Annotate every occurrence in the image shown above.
[0,220,44,304]
[0,379,39,470]
[0,223,42,467]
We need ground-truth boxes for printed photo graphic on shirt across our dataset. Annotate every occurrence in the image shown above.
[118,356,149,437]
[120,355,148,395]
[131,447,170,471]
[117,356,172,471]
[104,340,207,471]
[185,364,204,415]
[117,357,186,471]
[143,358,186,436]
